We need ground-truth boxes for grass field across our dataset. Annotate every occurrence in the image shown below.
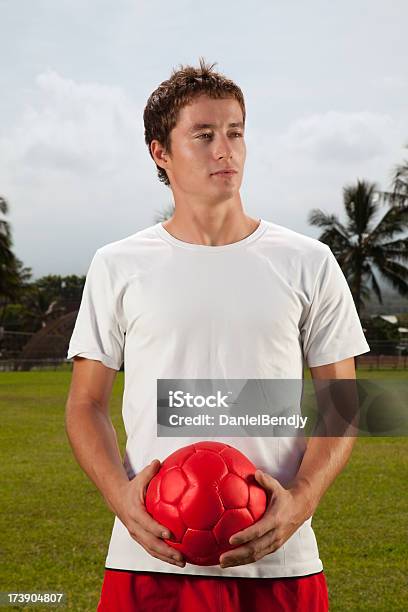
[0,369,407,611]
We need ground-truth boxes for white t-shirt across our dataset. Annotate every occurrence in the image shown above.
[67,218,370,578]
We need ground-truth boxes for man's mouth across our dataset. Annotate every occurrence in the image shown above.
[211,170,238,176]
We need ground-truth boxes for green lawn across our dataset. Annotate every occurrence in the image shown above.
[0,370,407,611]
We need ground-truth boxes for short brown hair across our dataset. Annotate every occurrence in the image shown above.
[143,57,246,187]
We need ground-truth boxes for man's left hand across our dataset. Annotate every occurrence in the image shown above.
[219,470,314,569]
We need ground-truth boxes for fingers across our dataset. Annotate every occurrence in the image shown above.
[127,459,187,567]
[221,530,278,567]
[136,502,174,540]
[136,459,178,539]
[229,514,276,545]
[255,470,282,494]
[149,550,186,568]
[128,523,186,567]
[139,459,161,502]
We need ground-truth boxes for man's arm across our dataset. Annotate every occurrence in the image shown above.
[219,356,358,568]
[65,357,186,568]
[65,357,129,512]
[287,356,358,517]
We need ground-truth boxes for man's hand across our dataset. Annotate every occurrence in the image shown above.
[112,459,186,568]
[219,470,313,569]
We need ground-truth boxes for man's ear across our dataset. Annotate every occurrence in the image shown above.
[151,140,168,167]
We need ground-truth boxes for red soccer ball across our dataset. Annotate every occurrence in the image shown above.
[145,441,267,566]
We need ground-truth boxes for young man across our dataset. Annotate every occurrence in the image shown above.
[65,58,370,611]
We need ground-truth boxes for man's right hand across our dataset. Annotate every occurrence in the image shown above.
[112,459,186,568]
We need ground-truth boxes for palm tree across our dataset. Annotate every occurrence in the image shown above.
[0,195,32,324]
[380,144,408,208]
[308,179,408,316]
[0,196,15,286]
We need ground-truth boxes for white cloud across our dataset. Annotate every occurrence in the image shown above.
[278,110,397,163]
[374,75,408,91]
[0,70,162,277]
[1,69,143,180]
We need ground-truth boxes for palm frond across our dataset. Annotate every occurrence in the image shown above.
[370,253,408,295]
[307,209,350,247]
[372,237,408,261]
[368,268,383,304]
[380,151,408,207]
[380,189,408,208]
[308,209,341,229]
[0,196,9,215]
[366,205,408,243]
[343,179,379,234]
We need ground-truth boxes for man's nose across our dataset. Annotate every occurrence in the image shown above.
[215,139,233,159]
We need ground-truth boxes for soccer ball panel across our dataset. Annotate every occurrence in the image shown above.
[145,473,160,511]
[220,446,256,478]
[192,441,229,453]
[182,529,222,566]
[179,486,224,529]
[183,450,228,484]
[248,482,268,521]
[213,508,254,548]
[153,500,187,542]
[160,468,188,504]
[162,445,196,469]
[219,473,249,508]
[183,529,217,558]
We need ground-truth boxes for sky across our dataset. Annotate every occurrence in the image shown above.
[0,0,407,279]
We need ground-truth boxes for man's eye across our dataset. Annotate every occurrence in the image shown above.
[197,132,243,140]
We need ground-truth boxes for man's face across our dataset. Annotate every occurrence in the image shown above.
[156,94,246,203]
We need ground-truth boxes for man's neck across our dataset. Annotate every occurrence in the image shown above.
[161,203,260,247]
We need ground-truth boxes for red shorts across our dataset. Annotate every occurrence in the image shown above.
[97,568,329,611]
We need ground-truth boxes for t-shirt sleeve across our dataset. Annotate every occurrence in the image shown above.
[300,246,370,368]
[66,249,125,371]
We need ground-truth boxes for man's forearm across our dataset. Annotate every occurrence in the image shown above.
[65,401,129,512]
[289,435,357,518]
